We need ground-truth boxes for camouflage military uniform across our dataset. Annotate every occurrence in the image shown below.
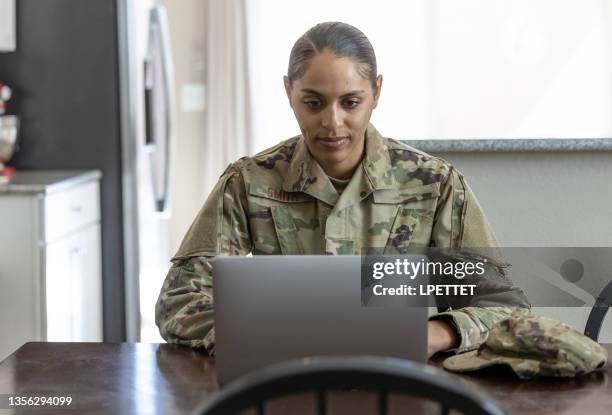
[155,124,530,355]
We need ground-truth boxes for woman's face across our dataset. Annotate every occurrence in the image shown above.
[284,50,382,179]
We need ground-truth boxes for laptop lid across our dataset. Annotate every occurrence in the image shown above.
[213,255,428,385]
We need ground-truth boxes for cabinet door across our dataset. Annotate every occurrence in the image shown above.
[45,225,102,342]
[0,195,42,361]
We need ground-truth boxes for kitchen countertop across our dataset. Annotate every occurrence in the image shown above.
[0,170,102,194]
[402,138,612,152]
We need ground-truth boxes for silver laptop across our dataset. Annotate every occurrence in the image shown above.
[213,255,428,385]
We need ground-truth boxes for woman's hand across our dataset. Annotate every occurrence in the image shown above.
[427,320,460,358]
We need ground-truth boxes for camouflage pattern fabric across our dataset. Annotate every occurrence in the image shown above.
[155,124,531,355]
[443,311,608,379]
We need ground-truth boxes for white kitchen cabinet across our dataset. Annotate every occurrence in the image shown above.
[0,171,103,361]
[0,0,16,52]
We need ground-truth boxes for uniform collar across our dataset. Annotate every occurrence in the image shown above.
[282,123,392,206]
[362,123,394,190]
[282,136,337,205]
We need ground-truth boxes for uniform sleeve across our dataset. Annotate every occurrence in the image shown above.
[155,165,252,355]
[428,168,531,353]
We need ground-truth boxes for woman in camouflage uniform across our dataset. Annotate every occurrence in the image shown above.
[155,22,530,357]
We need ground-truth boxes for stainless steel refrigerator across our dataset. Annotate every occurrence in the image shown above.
[120,0,176,342]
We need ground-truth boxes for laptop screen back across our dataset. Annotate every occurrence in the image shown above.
[213,255,428,384]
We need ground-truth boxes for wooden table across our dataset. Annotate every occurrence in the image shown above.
[0,342,610,414]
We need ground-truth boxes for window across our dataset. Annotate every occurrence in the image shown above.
[247,0,612,152]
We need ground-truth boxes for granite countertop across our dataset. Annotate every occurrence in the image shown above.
[402,138,612,152]
[0,170,102,194]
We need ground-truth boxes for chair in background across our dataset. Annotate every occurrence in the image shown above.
[193,356,506,415]
[585,281,612,341]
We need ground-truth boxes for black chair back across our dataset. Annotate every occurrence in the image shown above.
[585,281,612,341]
[193,356,506,415]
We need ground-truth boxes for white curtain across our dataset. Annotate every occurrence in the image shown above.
[204,0,252,196]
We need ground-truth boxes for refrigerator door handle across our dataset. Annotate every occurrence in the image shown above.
[158,6,174,175]
[145,4,175,214]
[143,58,155,147]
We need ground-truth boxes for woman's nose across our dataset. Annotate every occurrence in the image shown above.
[321,104,343,130]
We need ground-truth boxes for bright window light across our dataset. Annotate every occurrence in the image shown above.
[247,0,612,152]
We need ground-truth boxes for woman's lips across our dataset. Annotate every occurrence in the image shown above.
[317,137,350,149]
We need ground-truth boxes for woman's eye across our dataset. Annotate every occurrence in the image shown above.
[343,99,360,109]
[304,100,322,109]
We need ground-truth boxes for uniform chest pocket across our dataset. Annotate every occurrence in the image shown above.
[269,205,303,254]
[248,184,316,255]
[372,183,440,254]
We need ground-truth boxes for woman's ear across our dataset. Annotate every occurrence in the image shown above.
[283,76,293,107]
[372,75,383,109]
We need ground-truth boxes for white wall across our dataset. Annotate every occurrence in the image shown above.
[435,150,612,341]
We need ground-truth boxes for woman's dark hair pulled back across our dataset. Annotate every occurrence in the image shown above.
[287,22,378,89]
